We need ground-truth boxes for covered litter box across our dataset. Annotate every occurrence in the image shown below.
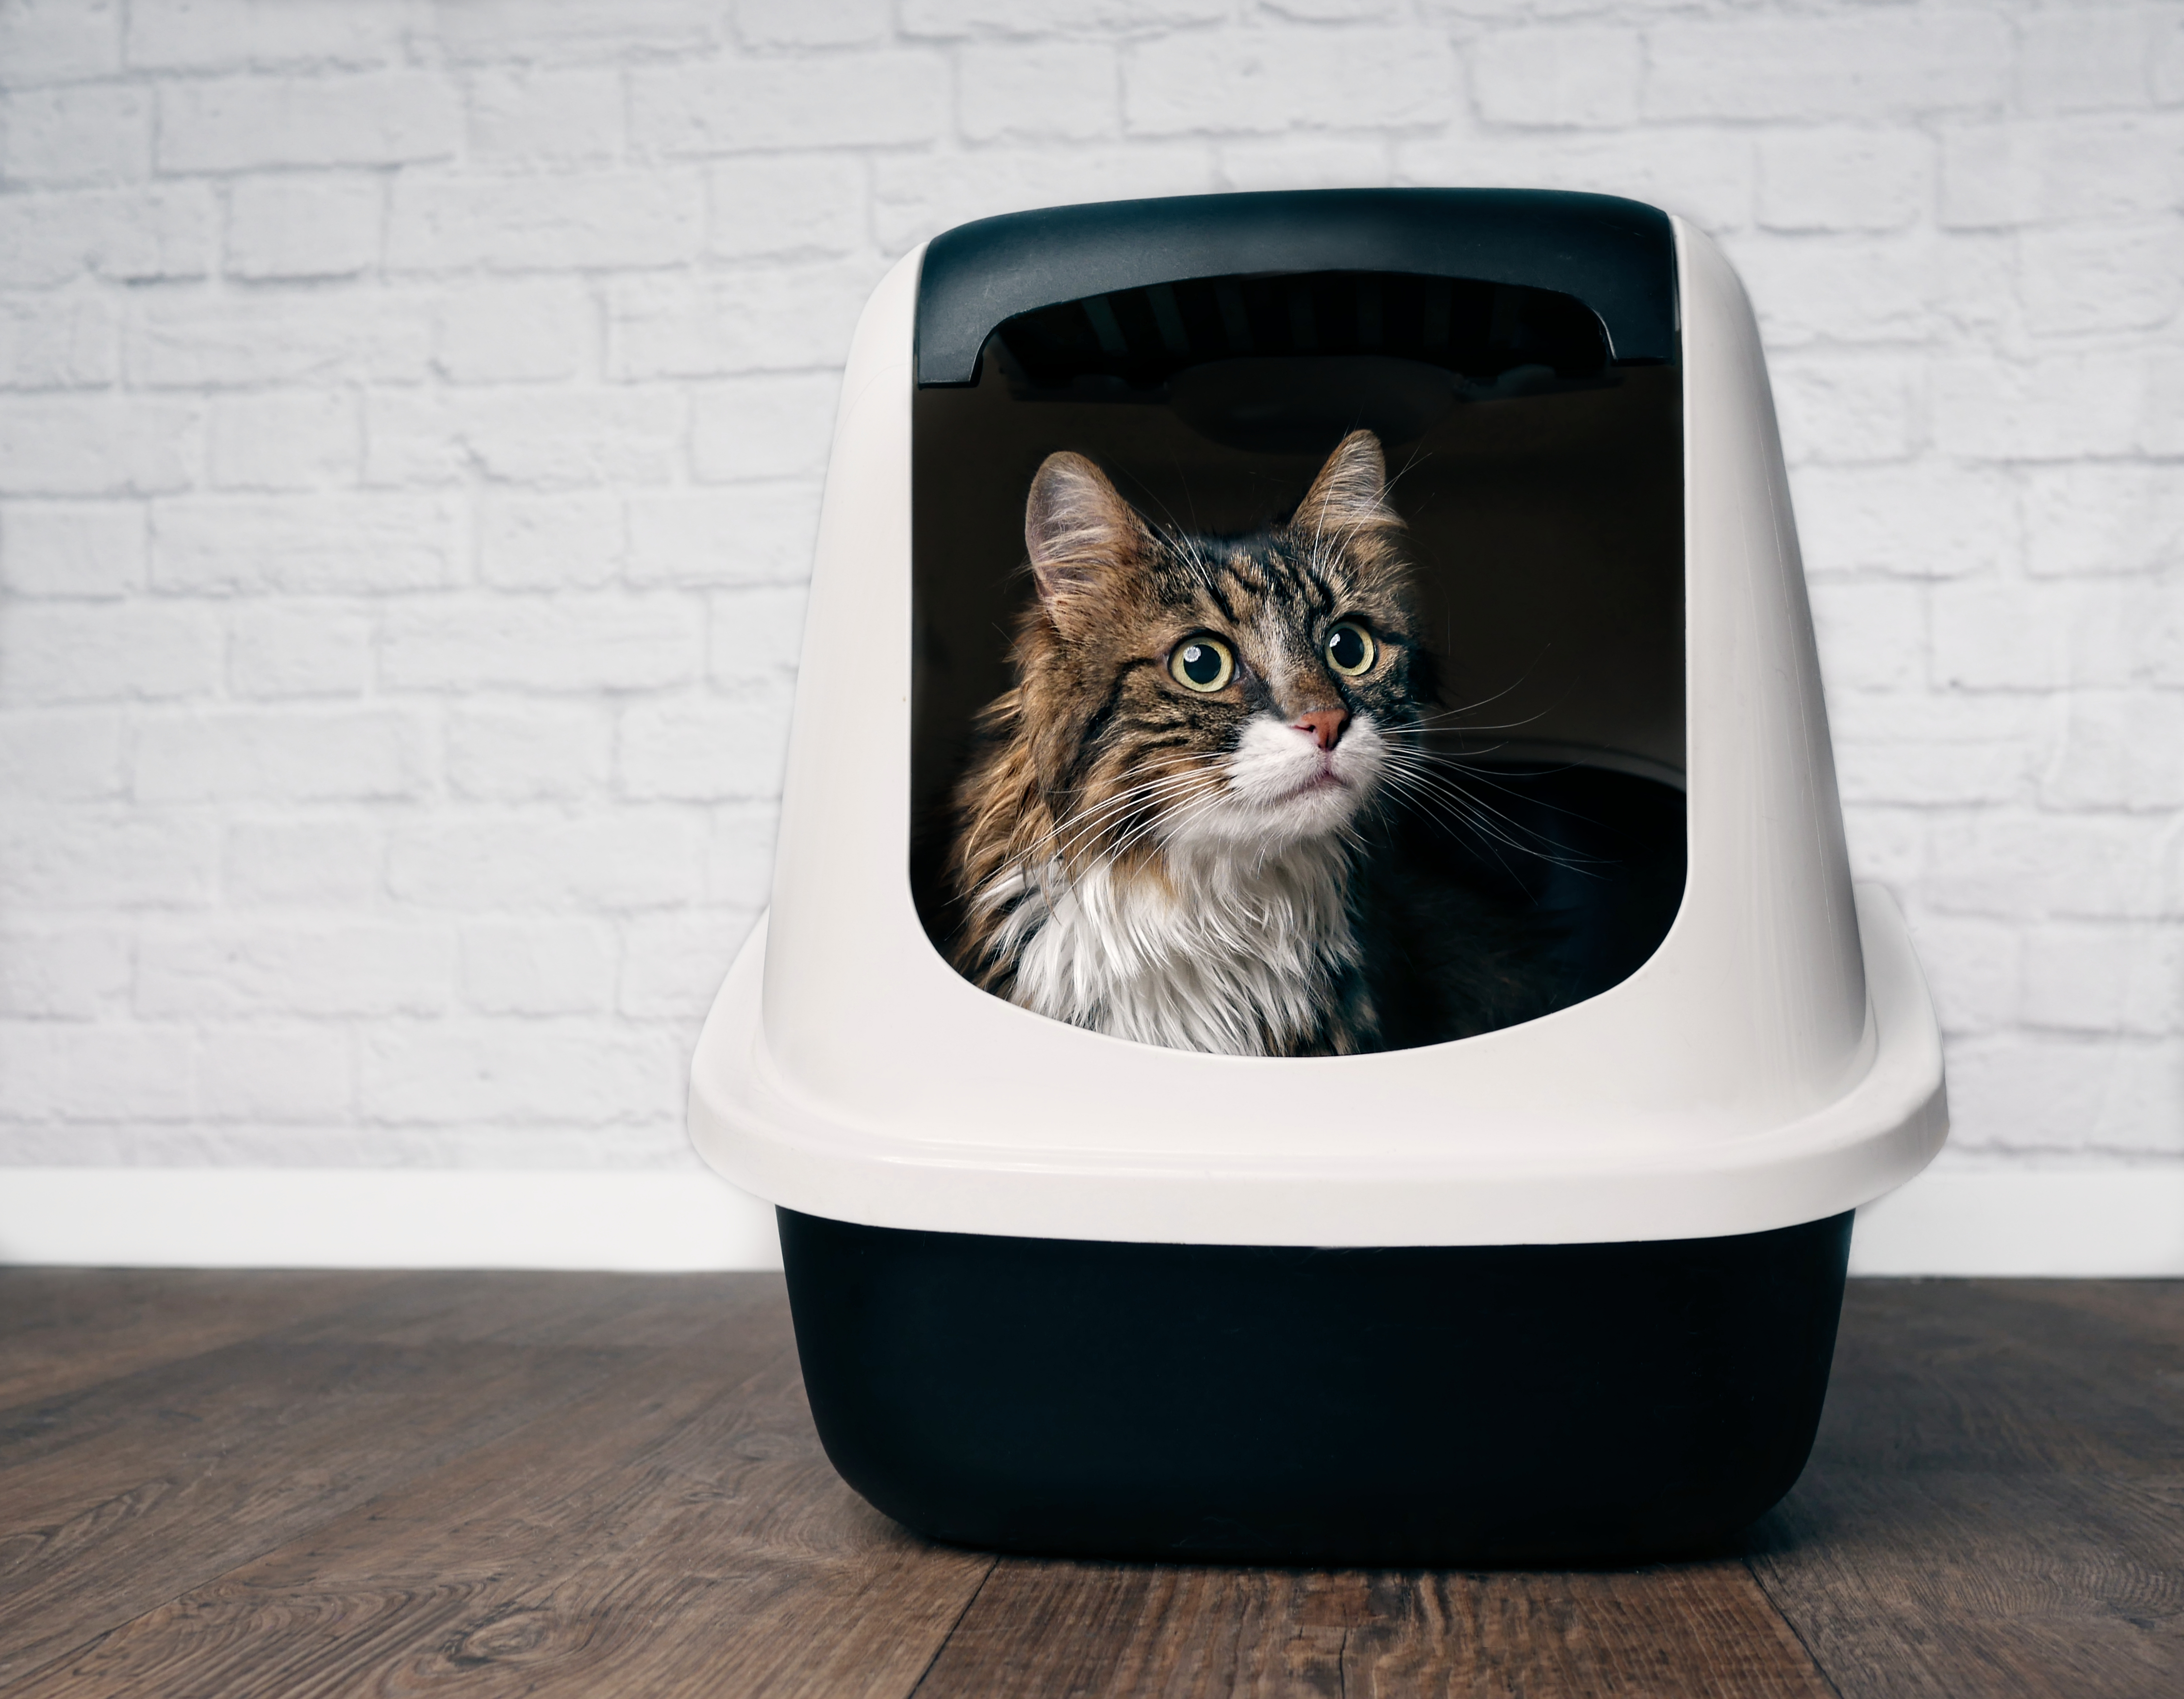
[688,189,1948,1565]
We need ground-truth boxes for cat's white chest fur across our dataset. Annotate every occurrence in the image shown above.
[992,839,1359,1057]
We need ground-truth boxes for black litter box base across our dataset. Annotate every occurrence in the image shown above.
[778,1207,1852,1567]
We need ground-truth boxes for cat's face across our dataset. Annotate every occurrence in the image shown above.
[1015,431,1428,867]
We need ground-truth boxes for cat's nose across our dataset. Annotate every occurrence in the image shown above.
[1293,708,1349,751]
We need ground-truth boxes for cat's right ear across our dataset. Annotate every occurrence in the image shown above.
[1025,452,1150,632]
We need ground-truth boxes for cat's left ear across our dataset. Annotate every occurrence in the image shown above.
[1290,430,1401,544]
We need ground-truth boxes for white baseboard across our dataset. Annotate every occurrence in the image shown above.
[0,1166,2178,1276]
[0,1168,784,1271]
[1846,1166,2184,1278]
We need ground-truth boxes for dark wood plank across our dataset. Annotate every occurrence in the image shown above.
[0,1270,400,1410]
[1749,1278,2184,1699]
[23,1322,993,1699]
[914,1557,1836,1698]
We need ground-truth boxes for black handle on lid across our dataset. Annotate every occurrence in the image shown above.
[914,188,1679,386]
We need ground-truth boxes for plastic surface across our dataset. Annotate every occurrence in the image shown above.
[685,200,1949,1248]
[914,188,1677,383]
[780,1207,1853,1566]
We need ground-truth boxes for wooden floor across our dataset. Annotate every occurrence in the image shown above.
[0,1273,2177,1699]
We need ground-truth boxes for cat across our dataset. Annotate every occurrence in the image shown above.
[942,429,1559,1058]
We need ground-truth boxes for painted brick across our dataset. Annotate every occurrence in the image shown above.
[1219,136,1391,194]
[0,807,218,908]
[0,394,196,495]
[379,595,703,692]
[387,171,703,272]
[618,688,794,801]
[871,144,1217,252]
[153,494,463,592]
[2039,691,2184,812]
[430,281,594,385]
[137,920,452,1017]
[1722,234,1938,349]
[0,184,213,287]
[226,602,374,698]
[224,172,381,278]
[0,1023,195,1123]
[0,501,145,597]
[686,373,840,480]
[197,1026,354,1123]
[445,702,614,802]
[1931,582,2070,692]
[2021,921,2184,1037]
[365,388,685,489]
[1644,14,2013,122]
[358,1022,681,1126]
[706,801,778,908]
[1926,812,2175,921]
[133,706,434,804]
[1903,912,2019,1035]
[0,706,123,799]
[627,484,821,587]
[739,0,891,47]
[1930,351,2149,461]
[606,264,883,379]
[1944,1033,2183,1155]
[0,82,151,184]
[459,920,616,1015]
[1471,28,1641,130]
[2022,466,2184,579]
[2160,8,2184,104]
[434,0,723,68]
[2018,6,2165,114]
[1770,354,1923,467]
[466,67,625,166]
[1757,129,1932,233]
[1790,464,2018,579]
[618,908,759,1020]
[385,811,709,911]
[0,602,220,703]
[707,154,870,260]
[224,819,386,907]
[1125,30,1457,136]
[0,289,120,388]
[128,290,432,388]
[206,390,360,490]
[1939,115,2184,228]
[0,0,121,87]
[479,493,626,589]
[1394,129,1754,234]
[629,53,949,155]
[1808,580,1927,693]
[2017,221,2184,337]
[0,925,132,1019]
[959,43,1120,143]
[708,584,806,683]
[125,0,420,73]
[902,0,1228,32]
[158,72,460,172]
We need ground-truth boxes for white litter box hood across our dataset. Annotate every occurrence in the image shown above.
[688,208,1947,1248]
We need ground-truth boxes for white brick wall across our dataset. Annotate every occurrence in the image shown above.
[0,0,2177,1174]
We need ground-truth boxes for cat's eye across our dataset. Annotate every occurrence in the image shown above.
[1326,621,1376,677]
[1169,635,1235,693]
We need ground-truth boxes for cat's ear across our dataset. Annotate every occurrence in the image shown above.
[1025,452,1151,628]
[1290,430,1400,544]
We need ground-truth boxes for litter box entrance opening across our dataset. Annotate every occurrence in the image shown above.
[909,266,1686,1033]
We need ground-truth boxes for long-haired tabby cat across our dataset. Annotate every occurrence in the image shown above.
[942,430,1563,1057]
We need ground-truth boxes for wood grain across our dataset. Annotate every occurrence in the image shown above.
[22,1308,993,1699]
[0,1269,398,1411]
[914,1558,1835,1699]
[0,1272,2178,1699]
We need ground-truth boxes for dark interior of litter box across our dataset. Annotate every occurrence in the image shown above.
[909,261,1688,1033]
